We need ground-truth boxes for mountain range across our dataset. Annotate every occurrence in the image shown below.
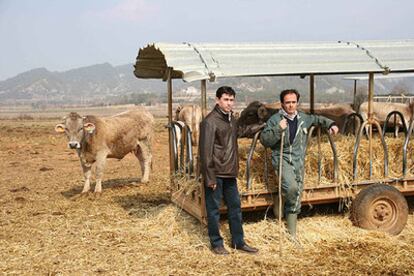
[1,63,414,106]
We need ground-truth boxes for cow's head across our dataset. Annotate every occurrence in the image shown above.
[55,112,96,149]
[238,101,263,127]
[237,101,279,138]
[175,105,182,121]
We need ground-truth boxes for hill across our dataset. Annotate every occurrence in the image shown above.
[1,63,414,106]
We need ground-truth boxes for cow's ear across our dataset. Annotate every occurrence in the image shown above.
[83,122,96,134]
[55,124,65,133]
[257,105,268,120]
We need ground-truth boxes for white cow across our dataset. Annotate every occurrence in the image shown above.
[55,109,154,193]
[175,104,202,147]
[359,101,414,137]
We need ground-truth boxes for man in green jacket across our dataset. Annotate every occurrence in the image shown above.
[260,89,339,240]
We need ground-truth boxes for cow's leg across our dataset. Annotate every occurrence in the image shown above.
[77,150,92,194]
[94,152,108,193]
[360,112,370,138]
[135,140,152,183]
[174,124,182,155]
[80,161,92,193]
[135,146,145,177]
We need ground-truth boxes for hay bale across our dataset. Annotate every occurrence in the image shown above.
[238,135,414,192]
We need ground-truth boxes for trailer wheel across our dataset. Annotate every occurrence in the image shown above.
[351,184,408,235]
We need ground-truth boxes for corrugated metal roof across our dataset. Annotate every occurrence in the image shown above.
[344,72,414,81]
[134,40,414,82]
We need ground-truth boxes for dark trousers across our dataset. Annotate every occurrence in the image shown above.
[204,177,245,248]
[280,160,302,216]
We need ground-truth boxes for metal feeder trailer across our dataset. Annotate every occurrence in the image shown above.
[134,40,414,235]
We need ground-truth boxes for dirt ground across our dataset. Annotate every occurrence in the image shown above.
[1,118,414,275]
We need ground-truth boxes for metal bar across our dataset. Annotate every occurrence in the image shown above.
[383,111,407,139]
[324,128,338,182]
[246,131,260,190]
[353,119,389,179]
[352,80,362,135]
[308,126,316,140]
[168,122,179,173]
[342,113,363,135]
[185,125,194,178]
[317,126,321,184]
[180,128,185,173]
[181,122,187,179]
[372,120,388,177]
[403,120,414,175]
[353,120,368,180]
[308,125,338,184]
[394,114,397,137]
[369,120,373,179]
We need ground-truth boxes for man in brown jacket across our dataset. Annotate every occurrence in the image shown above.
[199,86,258,255]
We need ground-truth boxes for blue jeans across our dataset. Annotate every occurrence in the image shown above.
[204,177,245,248]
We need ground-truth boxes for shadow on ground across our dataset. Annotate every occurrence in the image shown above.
[60,177,143,198]
[113,192,171,218]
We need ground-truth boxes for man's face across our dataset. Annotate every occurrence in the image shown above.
[281,93,298,115]
[216,93,235,113]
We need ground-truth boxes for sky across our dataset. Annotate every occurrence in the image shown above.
[1,0,414,81]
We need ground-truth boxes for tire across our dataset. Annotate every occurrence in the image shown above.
[351,184,408,235]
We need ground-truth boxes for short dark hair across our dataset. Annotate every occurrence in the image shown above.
[216,86,236,99]
[280,89,300,103]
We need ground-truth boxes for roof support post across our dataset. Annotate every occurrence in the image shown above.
[201,80,207,118]
[368,73,374,120]
[368,73,374,179]
[310,74,315,114]
[166,67,174,176]
[353,80,358,110]
[200,79,207,224]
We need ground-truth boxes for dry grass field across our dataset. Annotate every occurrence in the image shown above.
[1,116,414,275]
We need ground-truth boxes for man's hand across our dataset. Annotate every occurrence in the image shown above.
[329,125,339,135]
[208,183,217,190]
[279,118,287,130]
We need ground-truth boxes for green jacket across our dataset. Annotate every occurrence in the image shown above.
[260,111,334,181]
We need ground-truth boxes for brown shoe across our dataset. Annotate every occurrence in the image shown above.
[212,246,229,255]
[235,244,258,254]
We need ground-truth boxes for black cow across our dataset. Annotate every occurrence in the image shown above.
[237,101,280,138]
[238,101,357,138]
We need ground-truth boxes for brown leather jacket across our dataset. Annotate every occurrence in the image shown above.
[199,105,239,187]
